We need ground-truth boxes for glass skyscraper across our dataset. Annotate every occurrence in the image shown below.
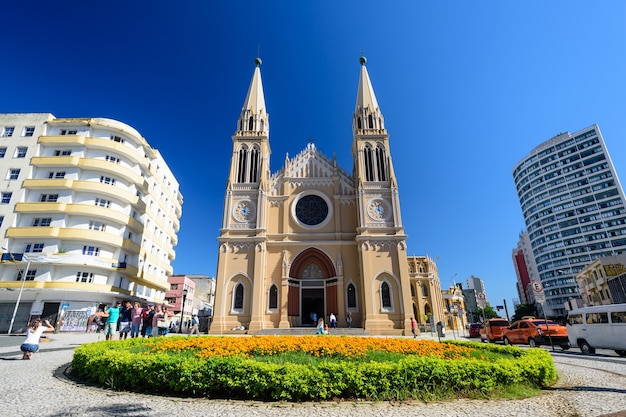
[513,124,626,318]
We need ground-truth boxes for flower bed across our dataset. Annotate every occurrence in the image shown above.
[70,335,557,402]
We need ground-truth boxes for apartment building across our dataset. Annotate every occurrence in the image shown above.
[0,113,182,332]
[513,124,626,318]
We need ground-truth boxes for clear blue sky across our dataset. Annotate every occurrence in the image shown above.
[4,2,626,314]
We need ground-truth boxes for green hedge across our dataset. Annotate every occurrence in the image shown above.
[70,338,556,401]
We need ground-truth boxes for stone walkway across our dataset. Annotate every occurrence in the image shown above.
[1,332,626,417]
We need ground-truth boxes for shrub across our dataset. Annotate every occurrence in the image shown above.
[71,336,556,401]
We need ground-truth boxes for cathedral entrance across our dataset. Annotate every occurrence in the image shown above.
[301,288,324,326]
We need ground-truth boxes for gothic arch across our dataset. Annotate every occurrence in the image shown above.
[289,247,337,278]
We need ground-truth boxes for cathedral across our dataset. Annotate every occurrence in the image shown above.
[210,57,445,335]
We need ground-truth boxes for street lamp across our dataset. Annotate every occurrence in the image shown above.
[3,248,31,335]
[179,288,188,333]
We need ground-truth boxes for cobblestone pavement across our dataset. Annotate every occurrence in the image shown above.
[1,332,626,417]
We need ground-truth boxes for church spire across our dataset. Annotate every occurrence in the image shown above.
[353,56,385,133]
[236,57,269,135]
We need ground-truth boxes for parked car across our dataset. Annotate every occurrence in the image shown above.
[566,304,626,356]
[479,318,510,343]
[503,319,570,350]
[468,322,482,338]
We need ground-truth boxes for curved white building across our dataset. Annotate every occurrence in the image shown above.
[0,113,182,332]
[513,124,626,318]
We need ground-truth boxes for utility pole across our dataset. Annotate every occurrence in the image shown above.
[503,299,510,322]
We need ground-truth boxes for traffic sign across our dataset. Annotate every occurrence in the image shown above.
[531,281,543,293]
[476,292,486,301]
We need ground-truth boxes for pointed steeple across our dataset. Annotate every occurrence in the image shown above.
[353,56,385,133]
[237,57,269,135]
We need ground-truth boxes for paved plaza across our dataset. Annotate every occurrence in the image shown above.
[1,331,626,417]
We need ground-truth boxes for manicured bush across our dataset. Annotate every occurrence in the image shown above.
[70,336,556,401]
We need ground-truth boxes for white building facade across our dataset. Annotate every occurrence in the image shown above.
[513,125,626,318]
[0,113,182,332]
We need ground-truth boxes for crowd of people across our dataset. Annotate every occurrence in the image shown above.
[86,301,200,340]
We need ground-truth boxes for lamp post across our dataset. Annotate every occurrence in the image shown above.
[179,288,188,333]
[3,248,31,335]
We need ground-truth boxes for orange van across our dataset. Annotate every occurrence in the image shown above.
[479,318,510,343]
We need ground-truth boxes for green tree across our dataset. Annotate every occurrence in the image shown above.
[511,303,536,322]
[477,304,499,320]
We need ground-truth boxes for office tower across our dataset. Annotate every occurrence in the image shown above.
[513,124,626,318]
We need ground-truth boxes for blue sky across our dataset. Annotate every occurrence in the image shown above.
[4,2,626,314]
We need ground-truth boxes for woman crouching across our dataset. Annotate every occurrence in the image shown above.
[20,319,54,360]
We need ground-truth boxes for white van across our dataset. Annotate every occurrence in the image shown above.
[566,304,626,356]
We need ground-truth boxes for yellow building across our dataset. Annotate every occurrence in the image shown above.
[211,58,443,335]
[0,114,182,332]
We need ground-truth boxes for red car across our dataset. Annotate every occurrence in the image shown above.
[503,319,570,350]
[468,322,482,338]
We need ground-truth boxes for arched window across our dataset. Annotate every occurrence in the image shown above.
[381,282,391,309]
[233,283,244,310]
[363,144,374,181]
[421,284,428,297]
[237,146,248,183]
[410,284,415,297]
[249,146,259,183]
[357,117,362,129]
[268,284,278,309]
[347,283,357,309]
[375,144,387,181]
[368,114,374,129]
[248,116,254,131]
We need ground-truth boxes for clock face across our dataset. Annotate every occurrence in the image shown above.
[233,200,256,222]
[367,199,390,221]
[295,194,329,226]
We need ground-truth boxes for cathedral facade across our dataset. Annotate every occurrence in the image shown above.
[210,57,444,335]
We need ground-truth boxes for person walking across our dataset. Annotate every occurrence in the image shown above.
[20,318,54,360]
[188,314,200,335]
[411,317,418,338]
[346,312,352,328]
[329,312,337,329]
[141,303,155,337]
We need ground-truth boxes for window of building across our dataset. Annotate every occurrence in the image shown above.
[40,194,58,202]
[75,272,94,283]
[2,127,15,137]
[105,155,120,163]
[0,215,3,227]
[268,284,278,309]
[94,198,111,208]
[233,283,244,310]
[88,221,106,231]
[25,243,44,253]
[110,135,124,143]
[15,147,27,158]
[422,284,428,297]
[17,269,37,281]
[1,192,12,204]
[60,130,77,135]
[170,283,178,290]
[32,218,52,227]
[22,127,35,137]
[381,281,392,310]
[100,176,115,185]
[0,147,6,158]
[82,246,100,256]
[48,171,65,179]
[54,150,71,156]
[347,283,357,309]
[8,169,20,180]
